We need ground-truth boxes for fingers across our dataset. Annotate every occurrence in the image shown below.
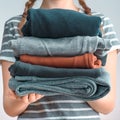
[21,93,44,104]
[28,93,36,102]
[35,93,44,100]
[21,94,29,104]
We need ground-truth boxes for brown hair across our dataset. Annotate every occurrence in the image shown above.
[18,0,36,35]
[78,0,91,15]
[79,0,104,34]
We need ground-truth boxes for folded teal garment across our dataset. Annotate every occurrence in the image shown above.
[22,8,101,38]
[9,72,110,101]
[9,61,109,78]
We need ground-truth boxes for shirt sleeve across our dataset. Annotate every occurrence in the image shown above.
[101,16,120,52]
[0,16,21,63]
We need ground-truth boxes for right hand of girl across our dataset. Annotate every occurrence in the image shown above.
[8,88,44,105]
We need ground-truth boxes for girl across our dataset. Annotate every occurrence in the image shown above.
[0,0,118,119]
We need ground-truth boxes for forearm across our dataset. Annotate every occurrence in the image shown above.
[87,93,116,114]
[87,50,117,114]
[2,60,29,116]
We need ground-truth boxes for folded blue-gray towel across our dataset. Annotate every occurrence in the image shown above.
[9,61,108,78]
[9,61,110,101]
[9,75,110,101]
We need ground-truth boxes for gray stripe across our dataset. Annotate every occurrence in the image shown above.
[0,15,21,61]
[104,26,115,33]
[103,34,116,39]
[0,51,15,58]
[27,102,92,110]
[18,115,100,120]
[0,56,15,62]
[2,36,15,43]
[6,15,22,24]
[1,42,13,50]
[19,110,99,119]
[18,117,100,120]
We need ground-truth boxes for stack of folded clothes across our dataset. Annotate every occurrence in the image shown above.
[8,8,120,101]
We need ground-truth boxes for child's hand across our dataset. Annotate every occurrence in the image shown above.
[8,88,44,105]
[20,93,44,104]
[1,61,44,116]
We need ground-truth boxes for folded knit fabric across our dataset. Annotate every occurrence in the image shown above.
[20,53,102,68]
[9,61,109,79]
[8,36,112,58]
[9,73,110,101]
[22,8,102,38]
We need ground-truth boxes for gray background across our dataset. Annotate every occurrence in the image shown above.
[0,0,120,120]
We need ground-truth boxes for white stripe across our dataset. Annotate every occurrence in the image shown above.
[10,26,19,31]
[41,115,100,120]
[103,24,113,29]
[2,41,9,46]
[109,45,120,51]
[100,16,104,19]
[7,19,21,24]
[0,56,15,63]
[24,108,92,114]
[3,34,13,38]
[91,12,100,15]
[1,49,13,53]
[31,100,85,105]
[103,31,116,36]
[101,21,103,25]
[3,33,20,38]
[92,13,104,18]
[4,25,19,31]
[103,17,110,21]
[14,33,21,37]
[92,12,102,16]
[110,38,119,42]
[18,115,100,120]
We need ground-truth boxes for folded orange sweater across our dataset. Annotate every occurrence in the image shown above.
[20,53,102,68]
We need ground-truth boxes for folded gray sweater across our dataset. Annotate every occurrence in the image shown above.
[8,36,113,58]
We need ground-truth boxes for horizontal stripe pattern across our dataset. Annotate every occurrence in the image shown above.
[0,11,119,120]
[0,15,22,62]
[18,116,100,120]
[31,100,85,105]
[18,95,100,119]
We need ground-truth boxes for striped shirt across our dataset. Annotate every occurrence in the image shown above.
[0,11,119,120]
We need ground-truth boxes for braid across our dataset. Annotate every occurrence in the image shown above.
[18,0,36,35]
[78,0,91,15]
[78,0,104,36]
